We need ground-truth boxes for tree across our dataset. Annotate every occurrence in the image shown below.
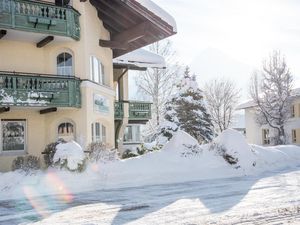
[160,67,214,143]
[135,40,181,139]
[204,78,240,133]
[250,50,293,145]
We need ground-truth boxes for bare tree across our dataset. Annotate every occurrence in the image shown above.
[250,50,293,145]
[204,78,240,133]
[135,40,181,138]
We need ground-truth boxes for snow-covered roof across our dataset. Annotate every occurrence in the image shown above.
[236,100,257,110]
[135,0,177,32]
[113,49,166,69]
[237,88,300,110]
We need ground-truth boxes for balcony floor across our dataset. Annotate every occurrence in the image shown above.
[1,29,73,44]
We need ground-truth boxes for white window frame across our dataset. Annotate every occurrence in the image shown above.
[0,119,27,154]
[90,56,105,85]
[262,129,270,145]
[91,122,107,143]
[57,52,73,76]
[123,124,142,143]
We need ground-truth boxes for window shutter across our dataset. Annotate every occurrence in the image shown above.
[101,63,105,85]
[102,125,106,143]
[91,123,94,142]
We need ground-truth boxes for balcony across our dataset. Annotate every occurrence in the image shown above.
[0,0,80,40]
[0,71,81,108]
[115,101,152,122]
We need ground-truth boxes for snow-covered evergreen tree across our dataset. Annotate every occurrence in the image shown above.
[159,67,214,143]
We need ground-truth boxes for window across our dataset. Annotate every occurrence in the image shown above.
[57,52,73,76]
[262,129,270,145]
[292,129,297,143]
[291,105,295,117]
[58,122,74,136]
[91,122,106,143]
[123,125,141,143]
[90,56,105,85]
[1,120,26,152]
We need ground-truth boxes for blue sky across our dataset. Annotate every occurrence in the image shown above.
[150,0,300,98]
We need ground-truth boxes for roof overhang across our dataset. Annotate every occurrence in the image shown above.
[90,0,177,58]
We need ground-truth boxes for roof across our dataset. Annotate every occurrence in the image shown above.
[236,87,300,110]
[113,49,166,70]
[236,100,257,110]
[91,0,177,58]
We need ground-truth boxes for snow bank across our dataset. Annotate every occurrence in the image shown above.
[53,141,85,171]
[1,130,300,201]
[213,129,257,171]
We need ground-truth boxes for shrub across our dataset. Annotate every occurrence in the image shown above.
[12,155,41,173]
[53,141,87,172]
[209,143,238,165]
[86,142,119,163]
[122,149,139,159]
[43,139,66,167]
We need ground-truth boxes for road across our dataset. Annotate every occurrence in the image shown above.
[1,167,300,225]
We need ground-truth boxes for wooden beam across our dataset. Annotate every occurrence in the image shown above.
[40,107,57,114]
[0,30,7,39]
[36,36,54,48]
[99,40,128,50]
[0,107,10,113]
[113,22,150,43]
[100,22,150,51]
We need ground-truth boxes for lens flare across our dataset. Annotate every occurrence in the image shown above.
[23,186,50,218]
[46,172,74,203]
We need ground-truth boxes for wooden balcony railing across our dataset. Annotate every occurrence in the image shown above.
[0,0,80,40]
[114,101,152,121]
[0,71,81,107]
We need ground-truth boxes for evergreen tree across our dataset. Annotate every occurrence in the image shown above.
[159,67,214,143]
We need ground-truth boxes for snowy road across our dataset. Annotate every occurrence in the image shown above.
[1,168,300,225]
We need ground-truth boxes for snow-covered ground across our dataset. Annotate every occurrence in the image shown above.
[1,168,300,224]
[1,129,300,224]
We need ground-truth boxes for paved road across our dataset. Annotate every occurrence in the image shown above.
[1,168,300,225]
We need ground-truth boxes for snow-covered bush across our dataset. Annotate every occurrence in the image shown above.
[137,143,162,155]
[163,130,203,157]
[43,139,66,167]
[11,155,41,173]
[210,129,256,169]
[122,149,139,159]
[86,142,119,163]
[53,141,87,172]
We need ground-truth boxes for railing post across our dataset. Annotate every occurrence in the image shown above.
[11,0,15,28]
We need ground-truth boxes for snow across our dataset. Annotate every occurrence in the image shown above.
[1,130,300,202]
[134,0,177,32]
[113,49,166,69]
[53,141,85,171]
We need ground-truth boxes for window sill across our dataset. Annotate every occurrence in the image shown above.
[0,151,27,157]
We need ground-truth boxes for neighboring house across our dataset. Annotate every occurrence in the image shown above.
[229,113,246,136]
[0,0,176,171]
[237,88,300,145]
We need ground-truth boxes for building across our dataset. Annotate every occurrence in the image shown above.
[0,0,176,171]
[237,88,300,145]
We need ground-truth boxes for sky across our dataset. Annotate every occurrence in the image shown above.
[146,0,300,100]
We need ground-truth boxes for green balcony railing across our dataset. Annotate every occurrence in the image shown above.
[0,0,80,40]
[114,101,124,120]
[0,71,81,107]
[114,101,152,121]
